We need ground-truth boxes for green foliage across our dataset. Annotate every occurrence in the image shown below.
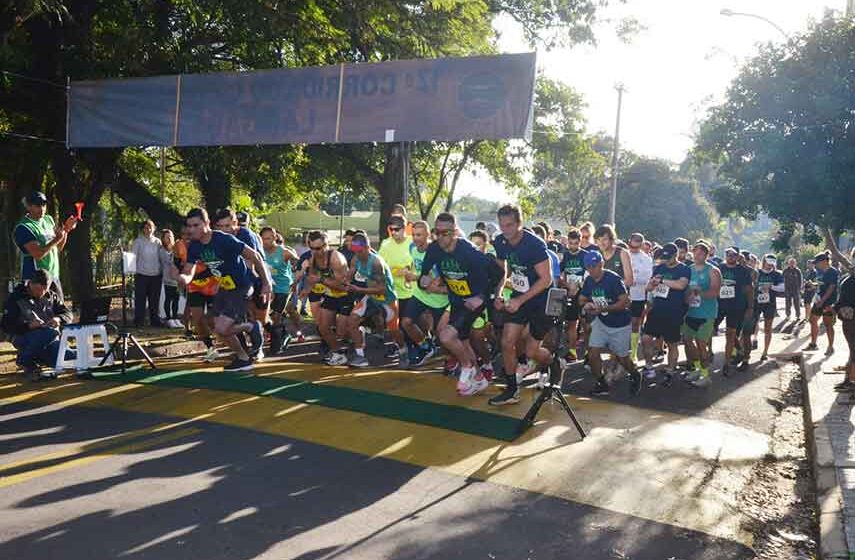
[694,14,855,232]
[590,158,717,244]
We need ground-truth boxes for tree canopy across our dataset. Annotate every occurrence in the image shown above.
[694,14,855,236]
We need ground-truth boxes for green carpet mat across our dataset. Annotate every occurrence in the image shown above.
[90,366,523,441]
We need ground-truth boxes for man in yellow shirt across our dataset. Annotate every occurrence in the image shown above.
[379,214,414,363]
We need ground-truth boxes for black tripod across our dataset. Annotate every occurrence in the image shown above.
[517,289,586,439]
[98,260,157,375]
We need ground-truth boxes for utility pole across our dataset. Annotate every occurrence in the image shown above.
[608,84,625,226]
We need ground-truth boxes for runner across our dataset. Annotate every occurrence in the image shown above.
[304,231,352,366]
[558,228,589,362]
[213,208,267,360]
[716,247,755,375]
[640,243,691,384]
[468,229,499,381]
[260,226,301,355]
[754,254,785,361]
[345,233,405,367]
[419,212,491,396]
[674,238,691,265]
[401,221,448,367]
[173,223,220,361]
[682,241,722,387]
[578,251,641,396]
[179,208,272,372]
[489,205,555,405]
[579,221,597,252]
[627,232,653,361]
[593,224,634,289]
[378,215,414,363]
[806,251,839,355]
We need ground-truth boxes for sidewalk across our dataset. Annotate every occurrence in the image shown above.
[801,323,853,559]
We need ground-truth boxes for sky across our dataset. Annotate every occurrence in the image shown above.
[456,0,848,202]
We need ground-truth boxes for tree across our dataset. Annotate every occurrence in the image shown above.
[590,158,717,243]
[694,14,855,234]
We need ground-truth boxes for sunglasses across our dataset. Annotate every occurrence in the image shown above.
[309,245,326,251]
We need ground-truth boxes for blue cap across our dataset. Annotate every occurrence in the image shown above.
[583,250,603,268]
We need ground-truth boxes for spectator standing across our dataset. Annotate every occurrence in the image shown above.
[782,257,803,320]
[130,220,164,327]
[160,229,182,328]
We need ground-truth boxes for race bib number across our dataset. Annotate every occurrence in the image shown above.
[757,292,770,304]
[720,286,736,299]
[446,278,472,296]
[311,283,326,294]
[592,296,609,316]
[654,283,670,299]
[218,275,236,291]
[511,272,530,293]
[565,274,583,286]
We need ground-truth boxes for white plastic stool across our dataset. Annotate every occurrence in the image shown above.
[55,324,114,371]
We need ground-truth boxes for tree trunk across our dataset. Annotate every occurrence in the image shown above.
[114,170,184,230]
[379,142,409,239]
[199,166,231,215]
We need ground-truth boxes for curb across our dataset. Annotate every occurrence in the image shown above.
[801,352,851,559]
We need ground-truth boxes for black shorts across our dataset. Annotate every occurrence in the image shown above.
[187,291,214,309]
[505,298,554,341]
[213,286,250,322]
[630,300,646,319]
[448,301,485,340]
[402,296,446,328]
[803,292,816,306]
[564,298,581,322]
[812,304,835,318]
[308,291,324,303]
[755,302,776,321]
[321,295,353,316]
[642,307,683,343]
[718,305,747,331]
[271,293,291,315]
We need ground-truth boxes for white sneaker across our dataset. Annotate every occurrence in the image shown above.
[515,361,535,384]
[535,370,549,389]
[203,347,221,362]
[326,352,348,366]
[460,372,489,396]
[457,366,476,394]
[172,319,185,329]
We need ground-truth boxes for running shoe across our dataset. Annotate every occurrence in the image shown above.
[691,375,712,388]
[325,352,348,366]
[825,346,835,356]
[737,360,750,372]
[535,370,549,389]
[515,361,537,384]
[224,357,253,372]
[249,321,264,356]
[682,369,702,383]
[479,362,495,382]
[564,349,577,362]
[444,357,459,375]
[384,345,400,359]
[349,354,370,368]
[457,366,476,394]
[628,370,642,396]
[590,378,610,396]
[803,343,818,351]
[641,366,657,380]
[409,347,430,368]
[460,372,489,396]
[296,333,306,344]
[488,387,521,406]
[203,346,221,362]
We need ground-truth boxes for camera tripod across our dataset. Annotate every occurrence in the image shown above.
[97,266,158,375]
[517,291,587,439]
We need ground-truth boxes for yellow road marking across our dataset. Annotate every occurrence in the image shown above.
[0,427,201,489]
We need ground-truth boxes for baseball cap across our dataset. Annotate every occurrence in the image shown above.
[660,243,678,260]
[26,191,48,205]
[814,252,830,263]
[236,211,249,226]
[583,250,603,268]
[725,246,740,256]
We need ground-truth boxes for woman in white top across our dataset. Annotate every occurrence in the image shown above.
[130,219,163,327]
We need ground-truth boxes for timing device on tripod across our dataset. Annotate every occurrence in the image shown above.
[97,250,158,374]
[517,287,587,439]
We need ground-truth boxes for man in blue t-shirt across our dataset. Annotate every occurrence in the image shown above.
[578,250,641,397]
[180,208,271,373]
[641,242,691,379]
[806,251,839,354]
[489,207,554,406]
[213,208,267,359]
[420,212,491,397]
